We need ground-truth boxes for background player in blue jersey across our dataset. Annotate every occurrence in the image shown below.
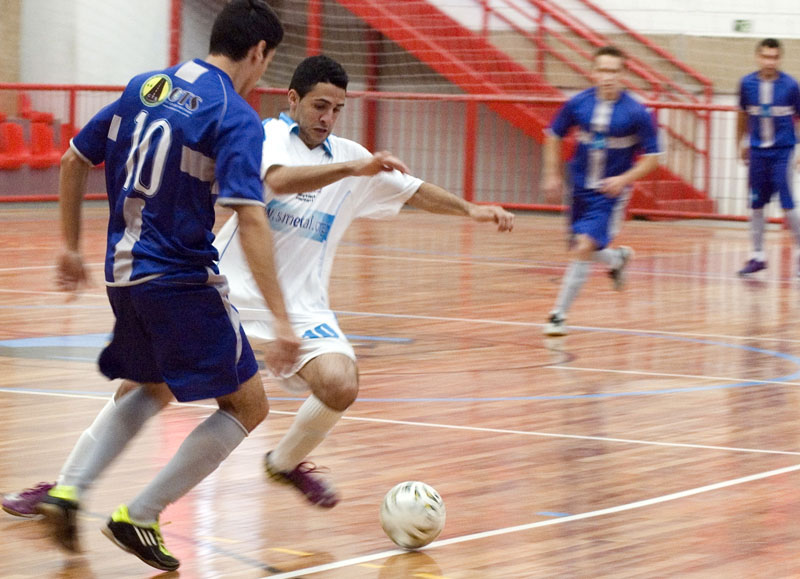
[542,45,661,336]
[17,1,299,571]
[736,38,800,276]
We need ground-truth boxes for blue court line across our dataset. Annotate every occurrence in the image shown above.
[2,329,799,402]
[536,511,571,518]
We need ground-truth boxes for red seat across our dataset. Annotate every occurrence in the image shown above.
[18,92,54,124]
[28,121,62,169]
[0,122,31,170]
[59,122,78,153]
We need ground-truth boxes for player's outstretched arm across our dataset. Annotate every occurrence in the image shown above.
[265,151,409,195]
[405,182,514,232]
[56,148,92,295]
[233,204,300,374]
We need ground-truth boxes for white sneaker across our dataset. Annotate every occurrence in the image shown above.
[543,312,567,336]
[609,246,634,290]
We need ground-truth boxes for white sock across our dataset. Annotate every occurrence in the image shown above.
[751,208,765,257]
[785,209,800,247]
[128,410,248,524]
[269,396,343,472]
[553,260,591,315]
[57,396,117,488]
[63,386,163,494]
[592,248,623,269]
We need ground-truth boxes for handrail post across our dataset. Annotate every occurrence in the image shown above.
[307,0,323,56]
[463,100,478,203]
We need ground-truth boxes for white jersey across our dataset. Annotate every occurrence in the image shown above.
[214,113,423,329]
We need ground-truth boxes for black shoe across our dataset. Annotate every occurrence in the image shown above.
[36,485,80,552]
[101,504,179,571]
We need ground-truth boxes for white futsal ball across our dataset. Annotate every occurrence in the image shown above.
[380,481,446,549]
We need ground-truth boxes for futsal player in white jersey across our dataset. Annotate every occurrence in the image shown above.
[542,45,661,336]
[214,55,514,507]
[736,38,800,276]
[1,2,299,571]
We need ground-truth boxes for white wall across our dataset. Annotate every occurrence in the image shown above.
[21,0,169,84]
[430,0,800,38]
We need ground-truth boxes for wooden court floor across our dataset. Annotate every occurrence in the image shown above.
[2,202,800,578]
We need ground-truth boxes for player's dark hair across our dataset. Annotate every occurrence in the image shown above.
[209,0,284,60]
[758,38,782,53]
[594,45,626,62]
[289,55,349,98]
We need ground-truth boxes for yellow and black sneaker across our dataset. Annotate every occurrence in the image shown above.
[36,485,80,552]
[101,504,179,571]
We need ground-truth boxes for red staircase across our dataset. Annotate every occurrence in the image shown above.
[334,0,714,215]
[334,0,563,141]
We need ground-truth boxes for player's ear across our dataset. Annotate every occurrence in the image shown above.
[248,40,267,64]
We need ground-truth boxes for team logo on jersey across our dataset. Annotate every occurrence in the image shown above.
[266,199,333,243]
[140,74,172,107]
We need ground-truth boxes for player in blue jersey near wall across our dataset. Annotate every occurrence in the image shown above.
[542,45,662,337]
[5,1,299,571]
[737,38,800,276]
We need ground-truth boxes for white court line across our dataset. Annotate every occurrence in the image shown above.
[335,309,800,345]
[335,252,786,284]
[0,262,104,274]
[547,365,800,387]
[0,252,789,286]
[265,462,800,578]
[3,389,797,458]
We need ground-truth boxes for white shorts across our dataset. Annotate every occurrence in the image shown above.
[243,313,356,393]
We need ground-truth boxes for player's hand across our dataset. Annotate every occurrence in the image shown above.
[740,145,750,165]
[351,151,410,177]
[599,175,628,197]
[468,205,514,232]
[263,319,300,376]
[55,249,90,298]
[543,175,564,203]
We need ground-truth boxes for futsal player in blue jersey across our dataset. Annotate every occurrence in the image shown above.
[736,38,800,276]
[542,45,661,336]
[17,1,299,571]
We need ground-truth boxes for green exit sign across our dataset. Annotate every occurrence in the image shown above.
[733,19,753,33]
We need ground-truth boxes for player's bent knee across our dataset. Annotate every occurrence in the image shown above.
[218,373,269,432]
[316,378,359,411]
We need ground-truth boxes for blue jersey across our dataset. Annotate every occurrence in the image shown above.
[739,71,800,149]
[549,88,660,191]
[72,59,266,285]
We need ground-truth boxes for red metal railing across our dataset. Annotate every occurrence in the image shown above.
[477,0,714,201]
[2,83,768,223]
[573,0,714,101]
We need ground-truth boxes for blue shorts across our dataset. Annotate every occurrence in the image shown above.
[98,277,259,403]
[749,147,795,210]
[569,188,628,250]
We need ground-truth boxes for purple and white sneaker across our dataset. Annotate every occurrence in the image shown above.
[2,482,55,518]
[264,452,340,508]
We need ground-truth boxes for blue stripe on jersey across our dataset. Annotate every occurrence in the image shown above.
[72,59,266,285]
[549,88,660,191]
[739,71,800,149]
